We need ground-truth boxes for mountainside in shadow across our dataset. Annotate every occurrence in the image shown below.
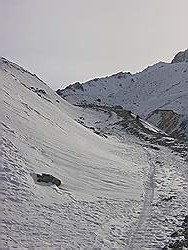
[58,49,188,142]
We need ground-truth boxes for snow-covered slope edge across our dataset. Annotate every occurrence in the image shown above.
[58,50,188,142]
[1,57,187,249]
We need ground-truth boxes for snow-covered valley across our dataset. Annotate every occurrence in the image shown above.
[0,56,188,249]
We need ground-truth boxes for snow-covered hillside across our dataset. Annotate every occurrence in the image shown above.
[1,57,188,249]
[58,50,188,141]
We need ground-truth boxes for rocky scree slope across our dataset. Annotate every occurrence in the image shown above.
[58,50,188,142]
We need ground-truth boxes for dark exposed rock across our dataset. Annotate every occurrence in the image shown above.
[30,87,46,94]
[37,89,46,94]
[168,239,183,249]
[136,115,140,121]
[94,130,100,135]
[183,215,188,225]
[73,82,84,91]
[93,78,99,82]
[171,231,179,238]
[36,173,61,187]
[162,196,175,202]
[30,87,53,102]
[56,89,62,95]
[111,71,132,79]
[150,145,160,151]
[171,49,188,63]
[163,215,188,249]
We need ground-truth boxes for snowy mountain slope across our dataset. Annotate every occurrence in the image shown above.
[1,58,188,249]
[58,50,188,141]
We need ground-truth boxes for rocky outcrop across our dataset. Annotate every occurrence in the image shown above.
[36,173,61,187]
[171,49,188,63]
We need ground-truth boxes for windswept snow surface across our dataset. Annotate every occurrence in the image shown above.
[1,58,188,249]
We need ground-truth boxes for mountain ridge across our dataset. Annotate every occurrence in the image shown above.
[57,50,188,142]
[171,49,188,63]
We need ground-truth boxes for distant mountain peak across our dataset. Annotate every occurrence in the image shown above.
[58,51,188,141]
[171,49,188,63]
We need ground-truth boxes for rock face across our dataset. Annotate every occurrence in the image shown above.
[36,173,61,187]
[147,110,188,142]
[171,49,188,63]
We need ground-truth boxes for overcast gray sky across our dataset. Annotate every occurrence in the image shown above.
[0,0,188,89]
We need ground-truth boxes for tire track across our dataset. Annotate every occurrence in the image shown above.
[127,148,156,249]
